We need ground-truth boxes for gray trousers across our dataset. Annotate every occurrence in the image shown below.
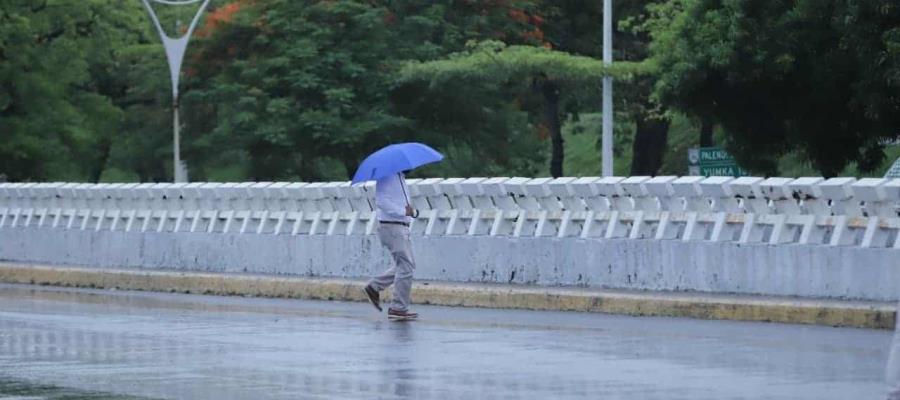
[368,224,415,312]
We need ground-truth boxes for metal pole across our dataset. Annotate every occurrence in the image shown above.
[142,0,211,183]
[173,95,182,182]
[602,0,614,177]
[173,17,184,184]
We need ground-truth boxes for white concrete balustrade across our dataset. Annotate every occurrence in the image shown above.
[1,176,899,248]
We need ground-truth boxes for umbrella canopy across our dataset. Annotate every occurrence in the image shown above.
[351,142,444,185]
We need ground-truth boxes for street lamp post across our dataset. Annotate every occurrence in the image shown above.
[141,0,212,183]
[602,0,614,177]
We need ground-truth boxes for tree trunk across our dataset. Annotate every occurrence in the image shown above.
[88,137,112,183]
[630,115,670,176]
[700,118,714,147]
[541,80,563,178]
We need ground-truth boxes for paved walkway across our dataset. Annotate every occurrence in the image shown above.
[0,284,891,399]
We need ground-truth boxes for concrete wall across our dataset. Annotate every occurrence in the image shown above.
[2,227,897,301]
[2,177,898,301]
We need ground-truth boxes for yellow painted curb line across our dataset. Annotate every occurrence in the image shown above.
[0,263,893,329]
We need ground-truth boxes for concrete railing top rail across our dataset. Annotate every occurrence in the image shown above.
[1,176,899,248]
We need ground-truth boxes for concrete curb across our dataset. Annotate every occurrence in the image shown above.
[0,262,894,329]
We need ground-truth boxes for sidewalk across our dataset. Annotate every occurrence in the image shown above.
[0,262,892,329]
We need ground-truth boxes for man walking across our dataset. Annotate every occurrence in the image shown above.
[364,172,420,320]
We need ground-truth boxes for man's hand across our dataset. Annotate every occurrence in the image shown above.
[405,205,417,217]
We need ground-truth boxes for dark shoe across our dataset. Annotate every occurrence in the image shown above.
[364,285,382,312]
[387,308,418,320]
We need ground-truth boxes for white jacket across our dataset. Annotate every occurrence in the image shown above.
[375,173,412,223]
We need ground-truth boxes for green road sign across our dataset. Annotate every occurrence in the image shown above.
[688,147,747,177]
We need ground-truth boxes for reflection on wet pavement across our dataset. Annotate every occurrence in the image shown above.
[0,376,151,399]
[0,284,890,400]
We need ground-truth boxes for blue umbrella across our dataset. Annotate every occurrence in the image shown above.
[351,142,444,185]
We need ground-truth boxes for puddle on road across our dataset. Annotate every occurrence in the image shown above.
[0,377,152,400]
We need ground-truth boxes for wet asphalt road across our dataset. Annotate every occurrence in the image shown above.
[0,284,891,400]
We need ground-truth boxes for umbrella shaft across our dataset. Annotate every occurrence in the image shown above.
[398,173,410,208]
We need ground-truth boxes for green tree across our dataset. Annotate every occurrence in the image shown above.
[184,0,409,181]
[398,40,647,177]
[0,0,147,182]
[649,0,900,176]
[184,0,554,181]
[385,1,557,178]
[539,0,671,175]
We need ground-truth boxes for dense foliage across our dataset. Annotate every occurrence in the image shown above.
[648,0,900,176]
[398,41,647,177]
[1,0,897,181]
[0,0,146,181]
